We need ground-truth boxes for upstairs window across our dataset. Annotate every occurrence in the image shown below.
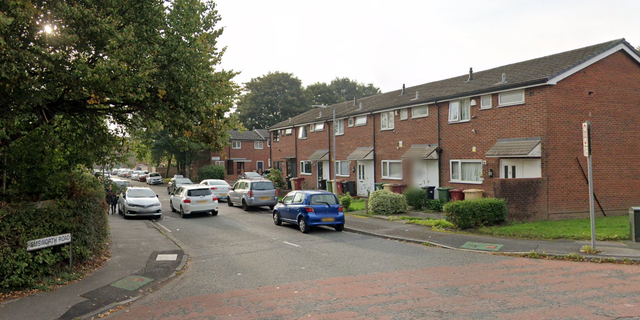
[273,131,279,142]
[309,124,315,132]
[411,105,428,118]
[348,118,354,127]
[480,95,492,109]
[315,123,324,131]
[298,126,307,139]
[400,109,408,120]
[380,111,394,130]
[335,119,344,135]
[449,99,470,123]
[355,116,367,126]
[498,90,525,107]
[232,141,241,149]
[254,141,263,149]
[284,128,292,135]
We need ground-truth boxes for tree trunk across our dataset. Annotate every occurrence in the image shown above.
[166,155,172,178]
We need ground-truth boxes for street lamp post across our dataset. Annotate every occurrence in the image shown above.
[312,105,336,194]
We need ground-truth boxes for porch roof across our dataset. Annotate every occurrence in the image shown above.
[401,144,439,160]
[347,147,374,160]
[486,137,541,157]
[308,149,329,161]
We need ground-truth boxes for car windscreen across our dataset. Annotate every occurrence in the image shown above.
[310,194,339,205]
[251,182,274,190]
[128,189,156,198]
[187,189,212,197]
[175,178,193,184]
[245,172,261,178]
[149,173,161,177]
[207,180,229,186]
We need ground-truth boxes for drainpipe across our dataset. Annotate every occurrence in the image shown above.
[372,112,376,187]
[294,126,298,178]
[269,131,272,170]
[435,100,442,187]
[327,119,331,183]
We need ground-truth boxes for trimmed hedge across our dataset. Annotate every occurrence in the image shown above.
[368,190,407,215]
[0,168,109,291]
[197,164,226,181]
[443,198,508,229]
[403,187,426,210]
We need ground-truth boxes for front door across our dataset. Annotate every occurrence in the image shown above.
[501,159,519,179]
[412,160,440,198]
[356,160,374,196]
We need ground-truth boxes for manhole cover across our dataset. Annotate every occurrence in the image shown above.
[460,242,503,251]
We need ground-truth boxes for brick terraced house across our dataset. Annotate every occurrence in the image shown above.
[268,39,640,220]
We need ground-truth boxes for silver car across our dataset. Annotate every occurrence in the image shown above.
[117,187,162,219]
[147,172,163,185]
[170,185,219,218]
[167,177,193,194]
[228,179,278,211]
[199,179,232,202]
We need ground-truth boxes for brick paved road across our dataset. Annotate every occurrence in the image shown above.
[108,258,640,320]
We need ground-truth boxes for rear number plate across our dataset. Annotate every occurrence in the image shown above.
[220,193,227,196]
[260,197,270,200]
[321,217,335,222]
[197,200,207,204]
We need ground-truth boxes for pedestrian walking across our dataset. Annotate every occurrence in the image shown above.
[106,186,117,214]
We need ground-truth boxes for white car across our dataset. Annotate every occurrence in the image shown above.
[117,187,162,219]
[147,172,163,185]
[199,179,232,202]
[170,185,219,218]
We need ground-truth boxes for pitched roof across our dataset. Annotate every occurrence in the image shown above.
[228,129,267,141]
[486,137,542,158]
[270,39,638,130]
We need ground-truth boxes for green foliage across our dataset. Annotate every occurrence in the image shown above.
[305,77,381,106]
[443,198,508,229]
[339,193,352,211]
[266,169,285,188]
[0,168,108,291]
[403,187,426,210]
[368,190,407,215]
[198,164,225,180]
[236,72,310,130]
[426,199,446,212]
[395,216,455,229]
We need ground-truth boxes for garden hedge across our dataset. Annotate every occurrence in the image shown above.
[443,198,508,229]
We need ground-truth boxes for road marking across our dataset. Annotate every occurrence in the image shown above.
[156,254,178,261]
[156,222,172,233]
[283,241,301,248]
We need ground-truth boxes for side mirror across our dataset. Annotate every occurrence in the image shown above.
[156,194,159,198]
[278,199,283,204]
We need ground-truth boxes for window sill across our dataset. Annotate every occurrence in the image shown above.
[300,173,312,176]
[449,180,483,185]
[336,174,350,177]
[382,177,403,180]
[498,102,524,108]
[298,137,307,140]
[411,115,428,119]
[447,119,471,124]
[380,128,394,131]
[335,132,344,136]
[479,107,492,110]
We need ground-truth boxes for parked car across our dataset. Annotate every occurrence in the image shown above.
[273,190,345,233]
[199,179,232,202]
[138,171,149,182]
[117,187,162,219]
[111,169,119,175]
[117,169,128,177]
[131,170,143,180]
[110,179,132,193]
[146,172,163,185]
[237,172,263,180]
[167,177,194,194]
[228,179,277,211]
[170,185,219,218]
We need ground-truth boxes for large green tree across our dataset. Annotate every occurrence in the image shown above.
[306,77,381,106]
[235,72,309,130]
[0,0,238,199]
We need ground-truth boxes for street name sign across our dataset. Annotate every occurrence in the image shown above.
[27,233,72,251]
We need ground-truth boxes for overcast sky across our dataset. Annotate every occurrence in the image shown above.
[215,0,640,94]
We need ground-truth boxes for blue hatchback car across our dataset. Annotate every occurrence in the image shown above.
[273,190,345,233]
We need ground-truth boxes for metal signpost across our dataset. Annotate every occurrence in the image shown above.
[27,233,73,269]
[582,121,596,249]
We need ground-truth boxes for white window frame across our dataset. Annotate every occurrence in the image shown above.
[298,126,307,139]
[254,141,263,149]
[335,160,350,177]
[257,161,264,172]
[348,118,354,127]
[498,89,525,107]
[300,160,312,175]
[309,124,315,132]
[334,119,344,135]
[355,116,367,126]
[480,95,492,110]
[448,99,471,123]
[380,111,394,130]
[400,109,408,120]
[411,105,428,118]
[232,141,241,149]
[381,160,402,180]
[315,123,324,131]
[284,128,292,135]
[450,160,483,184]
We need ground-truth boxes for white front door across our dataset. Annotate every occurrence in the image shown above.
[356,160,374,196]
[500,159,542,179]
[412,160,440,198]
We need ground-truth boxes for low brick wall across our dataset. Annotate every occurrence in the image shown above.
[492,178,548,222]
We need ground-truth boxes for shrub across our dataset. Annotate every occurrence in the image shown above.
[339,193,352,211]
[368,190,407,215]
[0,167,109,291]
[197,164,225,181]
[443,198,508,229]
[403,187,426,210]
[267,169,285,188]
[426,199,445,212]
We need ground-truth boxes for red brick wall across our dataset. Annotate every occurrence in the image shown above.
[271,127,296,178]
[333,114,375,186]
[492,178,549,221]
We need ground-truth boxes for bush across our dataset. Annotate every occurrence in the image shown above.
[403,187,426,210]
[443,198,508,229]
[266,169,285,188]
[368,190,407,215]
[0,167,109,291]
[339,193,352,211]
[197,164,225,181]
[426,199,445,212]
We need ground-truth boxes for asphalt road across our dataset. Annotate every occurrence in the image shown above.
[105,178,640,320]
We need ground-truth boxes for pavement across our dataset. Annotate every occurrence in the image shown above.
[2,209,640,320]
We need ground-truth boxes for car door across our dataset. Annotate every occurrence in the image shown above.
[229,182,241,204]
[170,187,182,210]
[280,193,295,221]
[290,192,306,221]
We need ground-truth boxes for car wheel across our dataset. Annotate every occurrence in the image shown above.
[167,187,170,194]
[298,217,310,233]
[273,211,282,226]
[211,210,218,216]
[242,200,249,211]
[170,200,176,212]
[180,206,186,218]
[227,199,233,207]
[335,224,344,232]
[269,205,275,210]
